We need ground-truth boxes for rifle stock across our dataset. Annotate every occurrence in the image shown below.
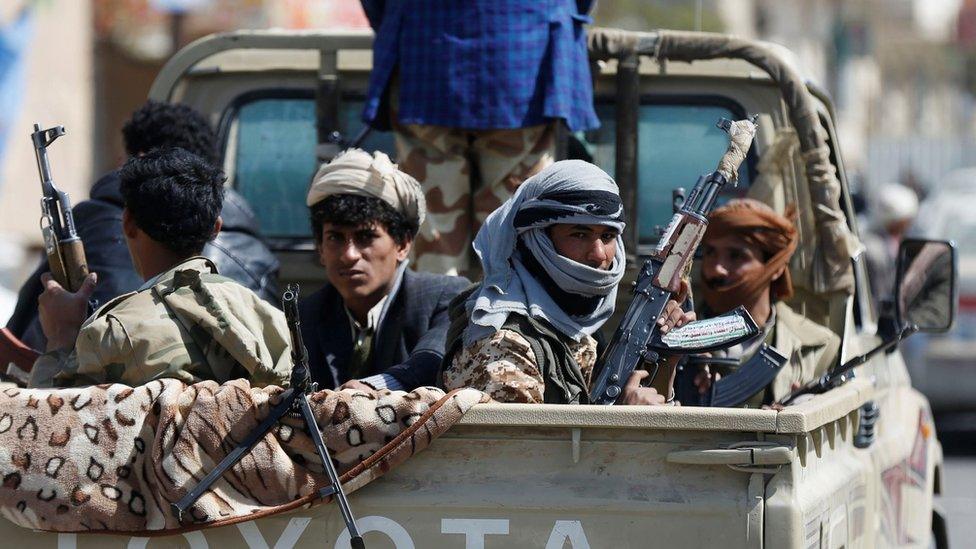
[0,328,40,375]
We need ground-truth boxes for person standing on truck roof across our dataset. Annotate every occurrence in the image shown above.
[441,160,693,405]
[301,149,470,392]
[29,148,293,388]
[359,0,600,277]
[5,100,281,353]
[692,198,840,406]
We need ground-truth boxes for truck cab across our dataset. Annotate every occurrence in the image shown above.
[8,27,954,548]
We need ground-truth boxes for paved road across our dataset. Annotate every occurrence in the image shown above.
[935,415,976,548]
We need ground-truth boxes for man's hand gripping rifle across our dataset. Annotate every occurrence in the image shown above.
[173,285,366,549]
[589,117,761,405]
[32,124,89,293]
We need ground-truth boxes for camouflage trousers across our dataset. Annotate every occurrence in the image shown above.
[394,123,556,276]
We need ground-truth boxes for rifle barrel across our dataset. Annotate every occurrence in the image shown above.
[282,284,311,391]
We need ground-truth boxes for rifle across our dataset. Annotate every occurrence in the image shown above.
[31,124,89,292]
[589,117,760,405]
[172,285,366,549]
[676,344,789,407]
[779,324,917,406]
[319,126,374,162]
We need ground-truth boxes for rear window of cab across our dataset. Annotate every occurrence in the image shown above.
[222,94,750,246]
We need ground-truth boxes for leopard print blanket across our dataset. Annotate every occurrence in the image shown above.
[0,379,488,534]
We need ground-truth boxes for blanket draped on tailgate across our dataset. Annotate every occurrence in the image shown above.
[0,379,488,534]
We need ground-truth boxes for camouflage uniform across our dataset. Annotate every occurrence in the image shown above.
[29,257,292,389]
[764,302,838,404]
[394,122,556,276]
[443,328,597,404]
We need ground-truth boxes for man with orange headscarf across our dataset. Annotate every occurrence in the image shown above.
[692,198,839,407]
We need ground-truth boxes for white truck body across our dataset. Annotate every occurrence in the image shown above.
[0,28,946,548]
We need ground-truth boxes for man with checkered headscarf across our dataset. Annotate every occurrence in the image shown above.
[441,160,694,405]
[300,149,470,392]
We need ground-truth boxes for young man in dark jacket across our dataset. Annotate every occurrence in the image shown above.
[300,149,469,391]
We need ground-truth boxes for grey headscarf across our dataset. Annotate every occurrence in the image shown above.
[463,160,626,346]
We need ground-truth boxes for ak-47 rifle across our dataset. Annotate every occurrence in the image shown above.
[676,345,789,407]
[31,124,89,292]
[589,117,761,405]
[0,124,88,379]
[172,285,366,549]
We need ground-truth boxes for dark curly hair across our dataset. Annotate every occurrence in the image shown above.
[310,194,416,246]
[122,100,218,164]
[119,147,225,256]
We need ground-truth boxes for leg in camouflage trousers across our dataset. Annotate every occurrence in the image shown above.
[395,123,555,276]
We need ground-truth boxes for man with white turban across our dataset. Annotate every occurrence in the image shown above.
[863,183,919,304]
[441,160,693,405]
[300,149,470,391]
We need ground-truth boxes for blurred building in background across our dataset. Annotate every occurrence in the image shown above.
[92,0,369,175]
[595,0,972,200]
[0,0,93,321]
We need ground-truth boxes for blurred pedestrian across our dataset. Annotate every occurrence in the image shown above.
[863,182,919,305]
[360,0,600,276]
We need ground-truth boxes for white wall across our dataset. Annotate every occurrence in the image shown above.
[0,0,92,321]
[0,0,93,250]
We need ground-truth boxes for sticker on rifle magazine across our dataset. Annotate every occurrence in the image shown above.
[661,314,752,348]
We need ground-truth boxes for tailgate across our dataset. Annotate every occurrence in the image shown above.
[0,404,782,548]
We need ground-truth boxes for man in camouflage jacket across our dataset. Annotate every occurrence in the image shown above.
[29,149,292,388]
[442,161,693,405]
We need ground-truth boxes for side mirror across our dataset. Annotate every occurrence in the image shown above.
[895,238,958,333]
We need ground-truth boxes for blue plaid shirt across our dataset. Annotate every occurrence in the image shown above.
[361,0,600,132]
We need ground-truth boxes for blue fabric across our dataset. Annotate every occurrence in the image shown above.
[361,0,599,131]
[0,8,32,176]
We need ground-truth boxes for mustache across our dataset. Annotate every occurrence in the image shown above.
[704,276,732,289]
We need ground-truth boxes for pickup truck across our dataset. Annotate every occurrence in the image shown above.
[2,27,958,548]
